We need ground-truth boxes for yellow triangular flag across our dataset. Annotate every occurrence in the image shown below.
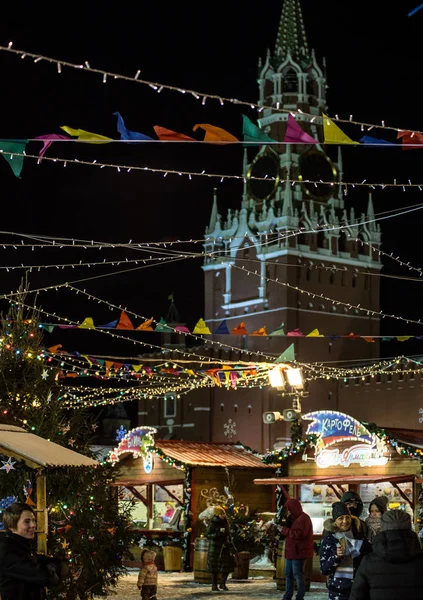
[78,317,95,329]
[132,364,143,372]
[60,126,112,143]
[306,328,324,337]
[193,318,211,334]
[251,327,267,336]
[323,114,358,145]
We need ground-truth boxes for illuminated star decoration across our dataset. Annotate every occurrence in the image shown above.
[0,457,16,473]
[91,423,99,431]
[408,3,423,15]
[61,540,70,549]
[115,425,128,442]
[41,369,49,380]
[61,423,70,434]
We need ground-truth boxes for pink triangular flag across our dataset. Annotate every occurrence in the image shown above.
[283,115,318,144]
[35,134,70,160]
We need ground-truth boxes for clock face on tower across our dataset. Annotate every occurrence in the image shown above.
[247,151,279,206]
[298,150,337,201]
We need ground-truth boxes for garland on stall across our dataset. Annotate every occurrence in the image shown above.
[182,467,193,570]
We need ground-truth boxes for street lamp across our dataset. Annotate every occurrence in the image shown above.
[263,365,305,424]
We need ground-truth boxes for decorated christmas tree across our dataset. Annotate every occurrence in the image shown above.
[0,283,138,599]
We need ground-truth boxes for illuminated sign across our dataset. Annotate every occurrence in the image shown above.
[108,426,157,464]
[302,411,388,469]
[316,444,389,469]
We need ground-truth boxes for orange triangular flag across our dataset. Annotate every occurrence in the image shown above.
[193,123,238,143]
[251,327,267,336]
[136,317,154,331]
[48,344,62,354]
[105,360,113,376]
[116,311,134,330]
[362,337,375,343]
[397,130,423,149]
[153,126,195,141]
[231,322,248,335]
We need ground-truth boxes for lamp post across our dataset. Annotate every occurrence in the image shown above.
[263,366,306,424]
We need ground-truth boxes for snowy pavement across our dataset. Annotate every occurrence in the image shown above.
[107,571,328,599]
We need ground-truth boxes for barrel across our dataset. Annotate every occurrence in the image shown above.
[276,539,312,592]
[163,545,182,571]
[232,551,250,580]
[193,537,212,583]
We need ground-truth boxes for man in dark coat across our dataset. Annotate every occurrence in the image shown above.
[206,506,234,592]
[279,498,314,600]
[349,509,423,600]
[0,502,65,600]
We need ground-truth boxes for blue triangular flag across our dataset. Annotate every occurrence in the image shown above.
[98,319,118,329]
[214,320,230,334]
[360,135,394,146]
[113,112,153,141]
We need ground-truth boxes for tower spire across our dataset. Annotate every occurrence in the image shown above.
[207,188,218,233]
[275,0,310,65]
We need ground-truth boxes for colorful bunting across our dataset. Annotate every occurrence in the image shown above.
[175,325,190,333]
[60,126,112,143]
[116,311,134,330]
[113,112,153,141]
[231,322,248,335]
[306,329,323,337]
[98,319,118,329]
[0,140,27,178]
[154,317,173,332]
[251,327,267,336]
[269,322,285,336]
[192,318,211,334]
[242,114,276,144]
[78,317,95,330]
[35,134,70,159]
[359,135,394,146]
[275,343,295,363]
[408,3,423,16]
[287,328,304,336]
[153,126,195,141]
[136,317,154,331]
[284,114,318,144]
[323,114,357,145]
[397,130,423,149]
[193,123,238,143]
[214,320,230,334]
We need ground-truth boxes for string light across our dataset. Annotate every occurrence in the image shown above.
[0,43,422,138]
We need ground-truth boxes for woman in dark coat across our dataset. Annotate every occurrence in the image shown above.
[0,502,65,600]
[206,506,234,591]
[349,509,423,600]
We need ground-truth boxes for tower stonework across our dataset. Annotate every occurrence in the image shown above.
[203,0,381,364]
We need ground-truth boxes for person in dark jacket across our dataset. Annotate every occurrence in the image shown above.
[0,502,66,600]
[364,496,388,542]
[280,498,313,600]
[320,502,371,600]
[206,506,234,592]
[349,509,423,600]
[341,492,369,540]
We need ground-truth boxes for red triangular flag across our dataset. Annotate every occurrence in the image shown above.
[116,311,134,330]
[397,130,423,150]
[153,126,195,141]
[284,114,318,144]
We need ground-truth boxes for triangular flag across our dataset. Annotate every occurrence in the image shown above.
[231,322,248,335]
[322,114,358,145]
[193,124,238,143]
[251,327,267,336]
[41,324,55,333]
[81,355,93,368]
[105,361,113,376]
[360,135,394,146]
[362,337,376,343]
[193,318,211,334]
[397,336,412,342]
[242,115,276,144]
[155,317,173,332]
[409,3,423,16]
[287,328,304,336]
[269,322,285,336]
[48,344,62,354]
[153,126,195,141]
[306,329,323,337]
[34,134,70,159]
[397,130,423,150]
[0,140,27,178]
[78,317,95,329]
[275,343,296,363]
[214,320,230,334]
[284,115,318,144]
[113,112,153,141]
[132,364,143,372]
[97,319,118,329]
[60,126,112,143]
[136,317,154,331]
[175,325,190,333]
[116,311,134,330]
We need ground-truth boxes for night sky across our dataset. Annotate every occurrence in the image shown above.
[1,0,423,359]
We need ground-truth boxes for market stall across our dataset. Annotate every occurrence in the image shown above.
[109,426,276,570]
[0,423,98,553]
[254,411,423,585]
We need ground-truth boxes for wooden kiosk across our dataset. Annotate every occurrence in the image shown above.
[109,426,276,571]
[254,411,423,586]
[0,423,98,553]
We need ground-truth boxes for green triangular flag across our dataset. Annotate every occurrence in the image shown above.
[269,322,285,336]
[242,115,276,145]
[41,324,55,333]
[0,140,27,178]
[154,317,173,332]
[275,343,295,363]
